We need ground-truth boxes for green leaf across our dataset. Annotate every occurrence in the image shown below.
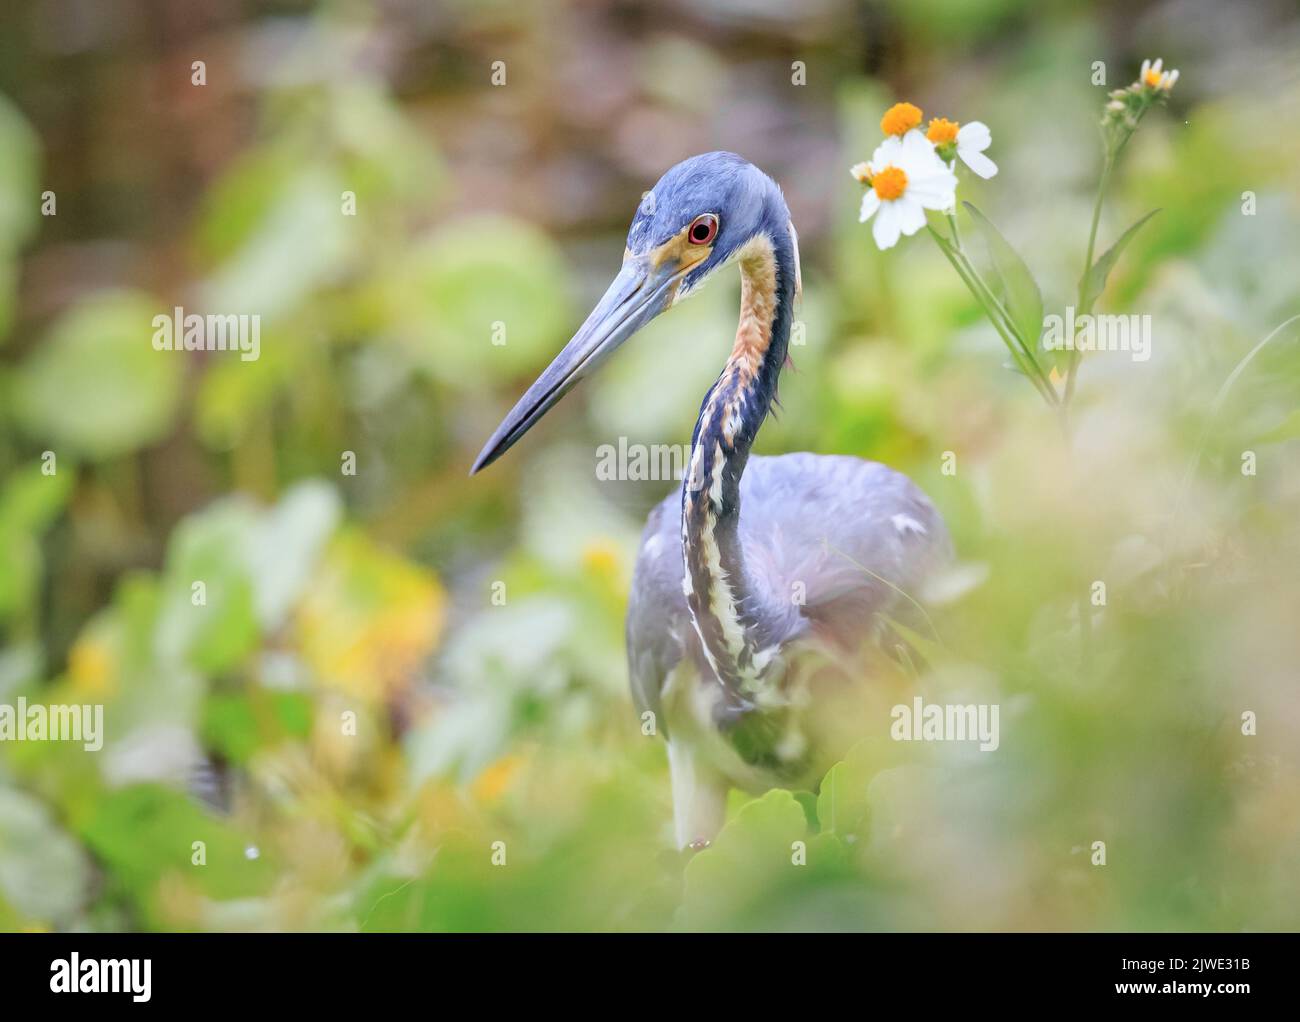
[681,789,809,929]
[154,483,340,674]
[0,461,73,533]
[193,332,296,450]
[962,201,1045,356]
[0,93,41,255]
[0,463,74,624]
[817,759,869,841]
[201,691,313,764]
[816,737,897,842]
[201,165,353,321]
[1079,209,1161,311]
[78,785,275,919]
[156,500,261,675]
[384,216,573,387]
[0,785,92,926]
[12,290,183,460]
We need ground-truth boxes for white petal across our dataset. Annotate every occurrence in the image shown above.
[859,190,881,222]
[900,129,936,160]
[897,146,952,183]
[906,167,959,209]
[873,201,902,250]
[896,196,927,237]
[956,121,992,153]
[909,162,959,188]
[871,135,903,167]
[959,148,998,179]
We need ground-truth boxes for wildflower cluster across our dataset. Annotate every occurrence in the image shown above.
[850,102,995,250]
[1102,57,1180,155]
[848,59,1180,422]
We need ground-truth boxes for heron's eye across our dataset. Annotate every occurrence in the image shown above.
[688,214,719,246]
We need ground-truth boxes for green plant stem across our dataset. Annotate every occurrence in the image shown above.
[929,224,1059,407]
[927,226,1036,388]
[948,208,964,249]
[947,214,1054,398]
[1063,156,1114,409]
[1067,152,1118,668]
[1062,154,1118,672]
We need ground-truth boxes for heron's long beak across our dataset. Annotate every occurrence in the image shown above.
[470,255,679,473]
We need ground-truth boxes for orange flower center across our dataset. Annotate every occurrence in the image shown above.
[926,118,960,144]
[872,165,908,201]
[1143,68,1163,87]
[881,102,922,137]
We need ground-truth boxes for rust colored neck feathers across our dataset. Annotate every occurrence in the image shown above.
[680,234,789,708]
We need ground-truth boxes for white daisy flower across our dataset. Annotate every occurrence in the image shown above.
[857,130,958,250]
[927,118,998,179]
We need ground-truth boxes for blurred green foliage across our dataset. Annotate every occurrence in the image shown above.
[1,0,1299,932]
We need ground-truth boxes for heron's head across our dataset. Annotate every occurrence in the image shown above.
[471,151,795,473]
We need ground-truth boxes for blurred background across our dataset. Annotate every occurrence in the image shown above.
[1,0,1298,931]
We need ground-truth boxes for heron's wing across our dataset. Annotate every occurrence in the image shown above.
[625,495,691,733]
[739,453,951,647]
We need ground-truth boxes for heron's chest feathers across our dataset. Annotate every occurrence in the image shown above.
[662,646,812,791]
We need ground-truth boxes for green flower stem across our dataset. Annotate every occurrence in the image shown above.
[947,208,964,249]
[928,225,1059,407]
[945,213,1055,399]
[927,227,1029,378]
[1064,154,1114,409]
[1063,152,1120,671]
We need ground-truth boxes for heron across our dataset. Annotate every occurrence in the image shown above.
[472,152,950,849]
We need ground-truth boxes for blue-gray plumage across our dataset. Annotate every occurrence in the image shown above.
[473,152,950,848]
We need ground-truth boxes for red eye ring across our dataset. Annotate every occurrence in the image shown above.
[687,214,719,246]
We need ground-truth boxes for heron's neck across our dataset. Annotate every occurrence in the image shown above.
[681,229,797,706]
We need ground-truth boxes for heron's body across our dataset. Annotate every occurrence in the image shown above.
[629,453,947,844]
[473,151,950,848]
